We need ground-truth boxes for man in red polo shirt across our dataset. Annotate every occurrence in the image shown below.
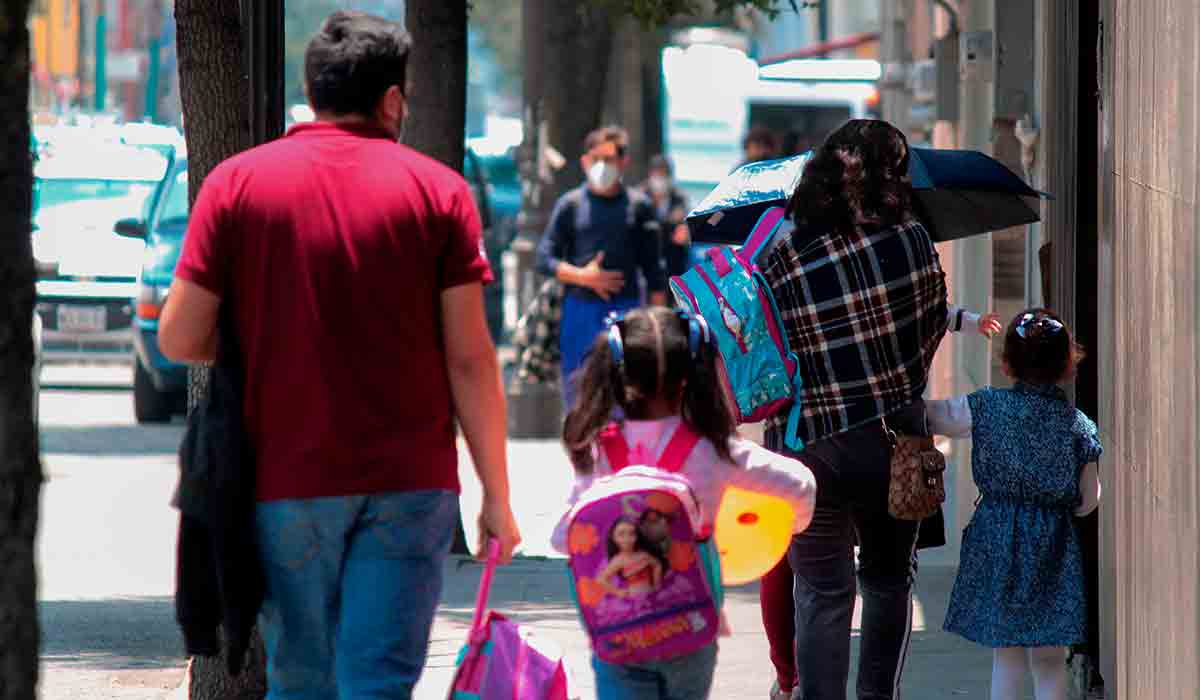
[159,11,520,698]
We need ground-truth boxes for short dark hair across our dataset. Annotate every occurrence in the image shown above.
[1001,307,1086,384]
[648,154,672,175]
[743,125,780,152]
[304,11,411,118]
[583,126,629,156]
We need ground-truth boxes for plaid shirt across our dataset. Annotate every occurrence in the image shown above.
[512,277,564,385]
[760,219,949,449]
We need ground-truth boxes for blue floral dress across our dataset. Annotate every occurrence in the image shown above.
[943,382,1103,648]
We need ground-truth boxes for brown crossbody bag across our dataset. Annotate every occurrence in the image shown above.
[883,412,947,521]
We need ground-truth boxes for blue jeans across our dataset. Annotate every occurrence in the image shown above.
[559,292,640,410]
[255,490,459,700]
[592,644,718,700]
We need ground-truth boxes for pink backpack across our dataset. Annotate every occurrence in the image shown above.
[562,424,724,665]
[449,540,571,700]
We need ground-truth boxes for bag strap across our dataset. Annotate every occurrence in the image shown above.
[657,423,701,473]
[598,423,631,471]
[738,207,787,264]
[599,421,700,473]
[469,539,500,636]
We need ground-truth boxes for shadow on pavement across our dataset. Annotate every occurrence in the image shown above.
[40,597,187,671]
[40,424,185,456]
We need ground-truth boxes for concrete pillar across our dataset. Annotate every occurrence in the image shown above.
[879,0,912,129]
[926,0,994,566]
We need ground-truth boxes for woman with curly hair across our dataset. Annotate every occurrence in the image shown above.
[755,120,991,700]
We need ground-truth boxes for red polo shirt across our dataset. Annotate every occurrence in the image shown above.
[175,121,491,501]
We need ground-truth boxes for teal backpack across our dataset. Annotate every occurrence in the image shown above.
[669,206,805,451]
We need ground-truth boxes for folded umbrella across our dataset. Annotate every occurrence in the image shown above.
[686,148,1051,245]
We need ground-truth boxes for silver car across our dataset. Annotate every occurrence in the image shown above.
[32,143,169,364]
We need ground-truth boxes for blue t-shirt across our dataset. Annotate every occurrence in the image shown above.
[535,185,666,301]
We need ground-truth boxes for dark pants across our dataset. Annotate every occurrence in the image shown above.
[774,421,920,700]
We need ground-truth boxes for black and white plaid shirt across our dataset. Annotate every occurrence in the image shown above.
[760,218,950,450]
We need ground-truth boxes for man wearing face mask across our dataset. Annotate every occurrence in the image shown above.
[536,126,667,408]
[641,154,692,278]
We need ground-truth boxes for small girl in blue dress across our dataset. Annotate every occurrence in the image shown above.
[925,308,1102,700]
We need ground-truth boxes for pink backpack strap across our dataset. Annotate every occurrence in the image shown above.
[657,424,702,473]
[737,206,787,264]
[598,423,631,471]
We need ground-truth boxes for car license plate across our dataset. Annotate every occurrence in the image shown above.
[57,305,107,333]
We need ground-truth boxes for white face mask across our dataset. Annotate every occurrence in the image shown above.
[648,175,670,195]
[587,160,621,191]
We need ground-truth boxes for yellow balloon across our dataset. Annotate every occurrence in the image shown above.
[713,486,795,586]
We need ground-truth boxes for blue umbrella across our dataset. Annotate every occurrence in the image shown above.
[686,148,1052,245]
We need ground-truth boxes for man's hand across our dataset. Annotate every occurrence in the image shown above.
[978,312,1003,338]
[671,223,690,247]
[478,497,521,565]
[573,252,625,301]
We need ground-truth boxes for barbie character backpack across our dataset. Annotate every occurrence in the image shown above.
[562,424,724,665]
[669,206,805,450]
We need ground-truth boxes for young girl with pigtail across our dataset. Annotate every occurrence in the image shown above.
[550,306,817,700]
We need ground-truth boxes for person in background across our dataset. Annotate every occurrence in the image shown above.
[743,125,782,165]
[536,126,667,409]
[158,12,520,698]
[642,154,693,278]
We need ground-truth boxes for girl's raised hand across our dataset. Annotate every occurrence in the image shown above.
[978,313,1003,339]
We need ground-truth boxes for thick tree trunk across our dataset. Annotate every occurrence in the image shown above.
[404,0,473,556]
[403,0,468,172]
[174,2,267,698]
[0,4,41,699]
[541,1,615,206]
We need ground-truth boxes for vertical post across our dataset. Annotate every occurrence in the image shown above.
[243,0,285,146]
[144,35,160,121]
[94,6,106,112]
[118,0,133,119]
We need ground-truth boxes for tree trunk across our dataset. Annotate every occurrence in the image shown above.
[640,30,666,169]
[403,0,468,172]
[403,0,473,556]
[175,2,267,698]
[541,1,615,206]
[0,4,41,699]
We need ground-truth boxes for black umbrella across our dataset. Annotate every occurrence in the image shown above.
[686,148,1052,245]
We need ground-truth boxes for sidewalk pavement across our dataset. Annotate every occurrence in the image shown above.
[412,438,998,699]
[413,556,992,699]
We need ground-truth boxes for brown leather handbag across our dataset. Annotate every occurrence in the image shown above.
[884,420,947,521]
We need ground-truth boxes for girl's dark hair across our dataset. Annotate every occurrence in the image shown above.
[562,307,736,473]
[786,119,915,237]
[606,517,652,561]
[1002,308,1086,384]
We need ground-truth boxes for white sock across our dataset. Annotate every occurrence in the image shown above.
[1028,646,1067,700]
[991,647,1026,700]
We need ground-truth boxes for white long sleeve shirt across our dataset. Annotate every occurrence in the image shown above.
[550,417,817,554]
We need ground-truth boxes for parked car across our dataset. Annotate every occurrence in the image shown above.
[32,143,170,365]
[464,147,520,344]
[120,145,517,421]
[118,156,189,423]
